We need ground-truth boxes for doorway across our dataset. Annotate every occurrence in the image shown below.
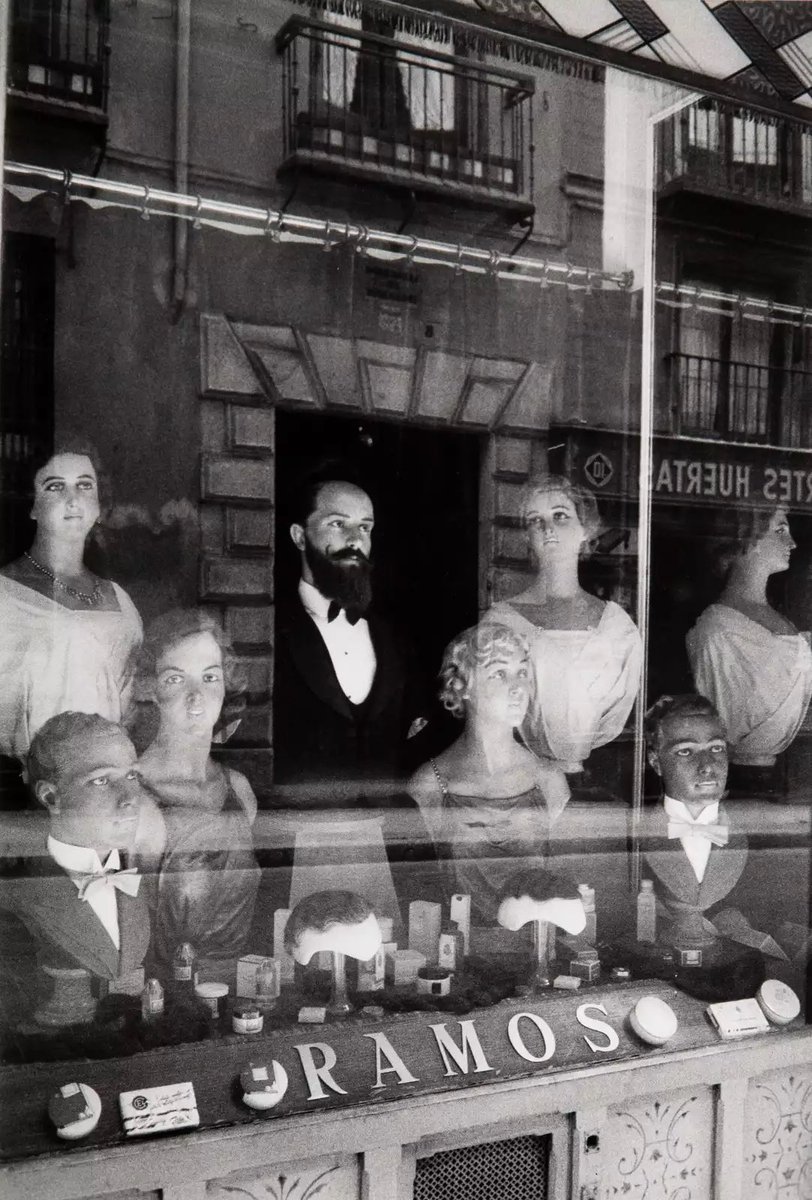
[274,408,482,694]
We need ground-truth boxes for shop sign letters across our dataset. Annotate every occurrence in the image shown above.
[561,427,812,510]
[260,982,698,1114]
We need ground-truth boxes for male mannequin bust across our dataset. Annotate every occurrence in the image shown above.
[0,712,152,1017]
[642,693,748,951]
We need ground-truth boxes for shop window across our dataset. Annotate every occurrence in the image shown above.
[731,113,778,166]
[660,98,805,211]
[671,279,780,443]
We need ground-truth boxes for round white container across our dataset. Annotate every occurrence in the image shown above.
[630,996,678,1045]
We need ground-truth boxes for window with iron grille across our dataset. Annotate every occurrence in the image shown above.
[669,276,812,448]
[413,1134,550,1200]
[9,0,110,109]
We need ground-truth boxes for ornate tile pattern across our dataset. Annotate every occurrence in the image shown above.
[602,1089,714,1199]
[743,1068,812,1199]
[207,1156,361,1200]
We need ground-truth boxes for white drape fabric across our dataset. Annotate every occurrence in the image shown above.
[686,604,812,766]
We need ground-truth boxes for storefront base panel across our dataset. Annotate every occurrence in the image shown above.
[2,1032,810,1200]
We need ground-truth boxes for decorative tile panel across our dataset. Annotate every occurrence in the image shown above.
[200,314,264,399]
[199,556,273,600]
[356,341,417,416]
[229,406,275,454]
[602,1089,713,1199]
[235,324,324,408]
[201,455,273,506]
[743,1067,812,1199]
[206,1154,361,1200]
[227,508,272,554]
[225,605,273,649]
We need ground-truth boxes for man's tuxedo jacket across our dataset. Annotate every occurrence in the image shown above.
[0,862,150,989]
[641,806,749,917]
[273,601,420,792]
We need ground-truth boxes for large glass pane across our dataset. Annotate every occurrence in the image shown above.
[0,0,809,1165]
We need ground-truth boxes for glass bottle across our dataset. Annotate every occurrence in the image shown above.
[141,978,164,1021]
[172,942,196,985]
[637,880,657,944]
[255,958,280,1009]
[578,884,597,944]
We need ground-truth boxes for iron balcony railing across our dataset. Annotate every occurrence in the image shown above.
[275,16,535,218]
[9,0,110,110]
[668,352,812,447]
[657,97,812,214]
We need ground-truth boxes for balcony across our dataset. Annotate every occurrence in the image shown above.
[9,0,109,112]
[657,98,812,217]
[667,352,812,447]
[275,16,535,222]
[6,0,109,170]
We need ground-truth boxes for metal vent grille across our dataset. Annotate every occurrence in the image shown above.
[413,1134,549,1200]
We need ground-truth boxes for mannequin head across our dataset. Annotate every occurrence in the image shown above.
[29,713,144,857]
[717,505,796,580]
[134,609,246,738]
[519,474,601,565]
[438,623,531,726]
[645,693,728,813]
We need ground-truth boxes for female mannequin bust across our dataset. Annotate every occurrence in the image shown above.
[686,505,812,773]
[408,622,569,922]
[0,438,143,764]
[485,474,642,775]
[134,609,259,972]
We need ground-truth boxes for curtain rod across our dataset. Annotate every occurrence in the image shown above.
[656,282,812,330]
[4,162,632,291]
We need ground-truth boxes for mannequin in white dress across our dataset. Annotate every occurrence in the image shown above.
[485,474,642,776]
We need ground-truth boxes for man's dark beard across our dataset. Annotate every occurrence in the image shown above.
[304,537,373,613]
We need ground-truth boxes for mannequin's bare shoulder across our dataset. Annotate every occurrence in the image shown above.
[227,768,258,824]
[533,755,570,822]
[407,759,442,808]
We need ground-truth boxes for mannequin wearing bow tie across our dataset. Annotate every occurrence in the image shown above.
[274,471,425,799]
[642,693,748,951]
[0,712,151,998]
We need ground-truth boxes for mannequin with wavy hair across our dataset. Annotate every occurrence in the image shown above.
[484,473,642,776]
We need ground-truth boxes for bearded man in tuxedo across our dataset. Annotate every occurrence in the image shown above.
[273,467,427,805]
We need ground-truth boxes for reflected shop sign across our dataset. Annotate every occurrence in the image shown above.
[555,427,812,512]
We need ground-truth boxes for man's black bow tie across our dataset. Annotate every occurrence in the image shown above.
[327,601,362,626]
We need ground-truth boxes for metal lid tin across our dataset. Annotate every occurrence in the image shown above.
[630,995,678,1045]
[756,979,801,1026]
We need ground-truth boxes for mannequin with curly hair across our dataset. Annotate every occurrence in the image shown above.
[408,623,569,922]
[484,474,642,775]
[0,437,143,766]
[133,609,259,973]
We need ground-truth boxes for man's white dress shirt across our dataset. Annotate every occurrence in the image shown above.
[663,795,720,884]
[47,835,122,948]
[299,579,376,705]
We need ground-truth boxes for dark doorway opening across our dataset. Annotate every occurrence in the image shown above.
[274,408,481,700]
